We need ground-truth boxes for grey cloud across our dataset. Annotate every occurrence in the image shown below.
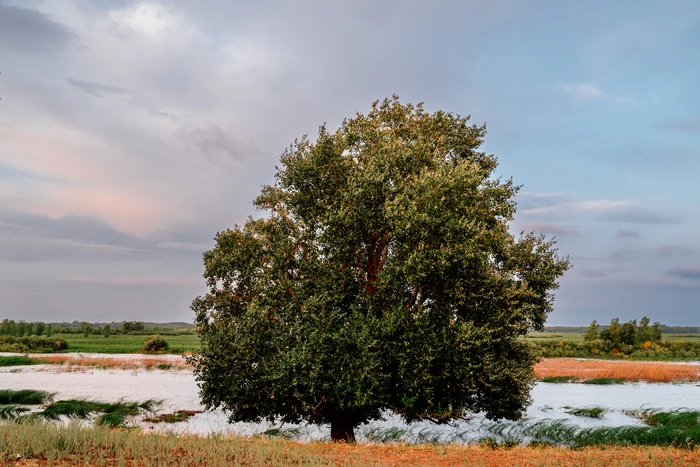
[177,124,248,164]
[615,230,639,238]
[0,4,74,53]
[66,77,134,98]
[522,222,578,236]
[669,267,700,280]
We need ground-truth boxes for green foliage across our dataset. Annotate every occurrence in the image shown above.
[0,390,54,405]
[0,335,68,352]
[583,320,599,341]
[141,335,169,353]
[532,337,700,359]
[122,321,145,333]
[191,96,570,441]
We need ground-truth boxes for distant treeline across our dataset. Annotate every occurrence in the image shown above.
[542,324,700,334]
[0,320,195,337]
[535,316,700,359]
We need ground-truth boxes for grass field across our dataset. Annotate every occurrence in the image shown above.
[2,423,700,466]
[53,333,200,354]
[8,331,698,357]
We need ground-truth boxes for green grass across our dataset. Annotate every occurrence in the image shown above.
[524,420,700,449]
[42,399,160,427]
[0,355,41,366]
[627,410,700,429]
[52,332,200,354]
[565,407,607,418]
[581,378,627,385]
[0,389,53,404]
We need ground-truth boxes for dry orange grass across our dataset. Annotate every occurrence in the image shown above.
[33,355,190,371]
[9,445,700,467]
[312,444,700,466]
[536,358,700,382]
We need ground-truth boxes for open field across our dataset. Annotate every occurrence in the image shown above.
[52,333,200,354]
[2,423,700,467]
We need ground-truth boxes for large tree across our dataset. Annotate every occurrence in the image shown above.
[191,96,570,442]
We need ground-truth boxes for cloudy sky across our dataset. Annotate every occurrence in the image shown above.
[1,0,699,325]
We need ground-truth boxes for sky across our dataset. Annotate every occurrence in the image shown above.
[0,0,699,325]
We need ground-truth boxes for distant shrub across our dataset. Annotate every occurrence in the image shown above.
[141,335,169,353]
[0,335,68,353]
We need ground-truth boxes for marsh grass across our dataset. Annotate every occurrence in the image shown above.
[540,376,579,383]
[143,409,202,423]
[262,426,304,440]
[0,405,29,419]
[581,377,627,385]
[566,407,607,418]
[0,355,41,366]
[524,420,700,449]
[627,410,700,429]
[0,389,53,404]
[363,426,407,443]
[41,399,160,427]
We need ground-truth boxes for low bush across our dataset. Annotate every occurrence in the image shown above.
[141,335,169,353]
[0,335,68,353]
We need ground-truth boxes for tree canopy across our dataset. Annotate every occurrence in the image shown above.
[191,96,570,441]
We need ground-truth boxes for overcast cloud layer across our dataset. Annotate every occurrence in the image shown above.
[1,0,699,325]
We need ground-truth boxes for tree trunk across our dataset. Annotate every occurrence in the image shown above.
[330,418,356,443]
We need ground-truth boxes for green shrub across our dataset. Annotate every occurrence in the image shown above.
[0,335,68,353]
[141,335,168,353]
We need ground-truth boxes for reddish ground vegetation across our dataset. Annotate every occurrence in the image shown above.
[535,358,700,382]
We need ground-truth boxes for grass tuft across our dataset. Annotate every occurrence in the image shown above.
[41,399,161,427]
[540,376,578,383]
[0,405,30,419]
[627,409,700,429]
[565,407,607,418]
[0,389,54,404]
[143,409,202,423]
[363,427,406,443]
[581,377,627,385]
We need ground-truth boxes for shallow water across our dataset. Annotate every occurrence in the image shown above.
[2,362,699,443]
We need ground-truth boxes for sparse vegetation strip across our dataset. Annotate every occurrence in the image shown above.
[2,423,700,466]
